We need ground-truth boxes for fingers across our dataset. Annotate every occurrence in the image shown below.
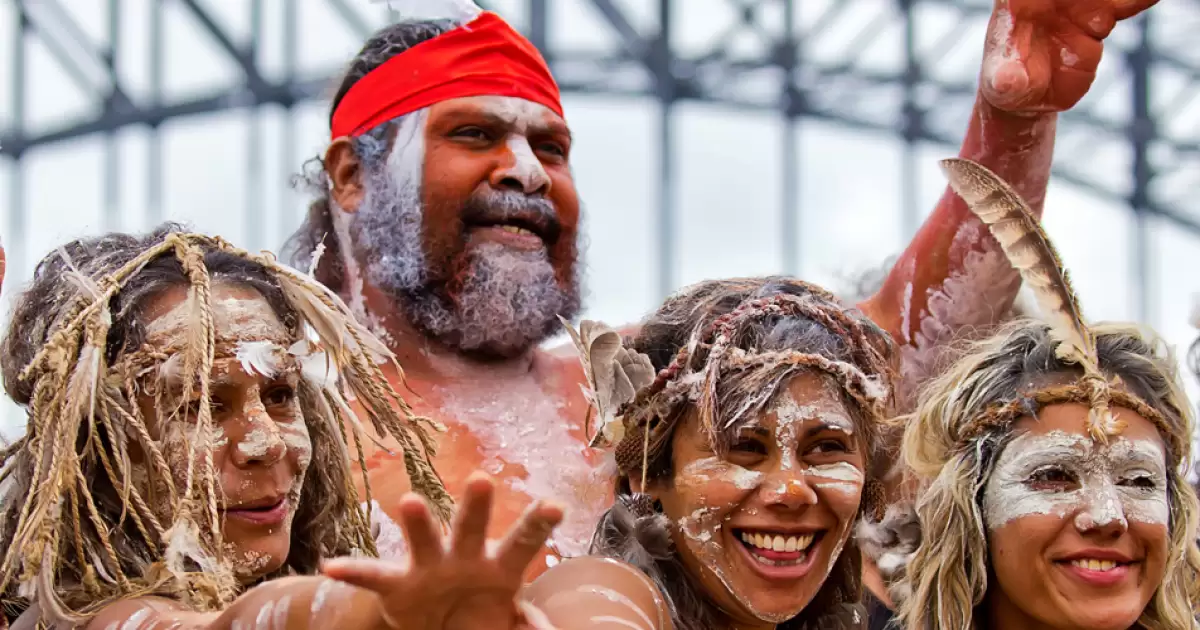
[320,560,403,595]
[397,493,445,567]
[449,473,496,559]
[495,500,564,576]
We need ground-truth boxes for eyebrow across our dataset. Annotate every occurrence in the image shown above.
[804,422,853,439]
[440,109,573,141]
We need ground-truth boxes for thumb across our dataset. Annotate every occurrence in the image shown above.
[320,558,405,595]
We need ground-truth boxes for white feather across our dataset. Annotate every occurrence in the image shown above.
[371,0,482,22]
[234,340,282,378]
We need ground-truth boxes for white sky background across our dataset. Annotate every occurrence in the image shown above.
[0,0,1199,439]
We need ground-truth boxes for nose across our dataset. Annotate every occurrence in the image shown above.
[231,400,286,468]
[489,136,550,195]
[1073,486,1128,538]
[760,473,818,510]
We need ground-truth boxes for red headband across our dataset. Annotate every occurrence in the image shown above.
[330,11,563,139]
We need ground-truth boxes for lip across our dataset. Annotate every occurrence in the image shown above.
[730,528,823,582]
[222,495,290,526]
[469,225,546,251]
[1057,560,1135,588]
[1054,549,1135,563]
[731,523,822,536]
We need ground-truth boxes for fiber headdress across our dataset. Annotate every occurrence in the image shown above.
[560,280,895,489]
[940,158,1175,453]
[0,231,451,623]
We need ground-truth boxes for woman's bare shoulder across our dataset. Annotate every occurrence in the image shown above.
[523,557,673,630]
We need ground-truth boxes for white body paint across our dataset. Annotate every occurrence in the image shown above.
[364,500,409,561]
[438,381,613,558]
[898,222,1021,409]
[982,9,1025,94]
[983,430,1170,530]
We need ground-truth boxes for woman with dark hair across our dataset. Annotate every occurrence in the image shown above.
[0,225,558,629]
[326,275,898,629]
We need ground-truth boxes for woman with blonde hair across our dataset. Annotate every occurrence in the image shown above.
[890,160,1200,630]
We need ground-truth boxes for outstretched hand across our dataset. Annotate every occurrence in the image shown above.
[981,0,1158,113]
[322,474,564,630]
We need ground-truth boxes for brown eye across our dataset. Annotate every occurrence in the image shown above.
[731,438,767,455]
[536,142,566,158]
[451,126,490,142]
[263,385,296,407]
[1120,474,1157,490]
[808,439,850,455]
[187,397,225,418]
[1028,466,1077,490]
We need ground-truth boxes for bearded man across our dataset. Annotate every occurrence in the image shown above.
[285,0,1157,579]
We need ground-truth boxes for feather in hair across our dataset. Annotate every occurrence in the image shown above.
[939,158,1094,365]
[370,0,483,22]
[940,157,1119,438]
[558,317,655,447]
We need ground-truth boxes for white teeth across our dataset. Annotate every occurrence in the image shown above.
[739,531,815,553]
[1070,559,1119,572]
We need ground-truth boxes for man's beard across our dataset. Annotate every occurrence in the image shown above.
[350,164,581,359]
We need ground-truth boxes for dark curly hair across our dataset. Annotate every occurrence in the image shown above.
[590,276,898,630]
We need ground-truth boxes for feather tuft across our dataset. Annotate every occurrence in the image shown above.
[558,316,655,446]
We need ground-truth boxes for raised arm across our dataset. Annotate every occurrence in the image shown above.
[856,0,1158,406]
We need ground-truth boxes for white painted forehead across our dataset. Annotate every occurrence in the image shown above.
[995,429,1166,463]
[435,95,563,125]
[144,285,290,346]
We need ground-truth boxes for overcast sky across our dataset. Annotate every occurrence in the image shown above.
[1,0,1199,439]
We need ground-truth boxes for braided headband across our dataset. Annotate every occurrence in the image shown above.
[561,286,894,479]
[961,382,1182,463]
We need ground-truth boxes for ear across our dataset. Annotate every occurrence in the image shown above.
[324,137,366,214]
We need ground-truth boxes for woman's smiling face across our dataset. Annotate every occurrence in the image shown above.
[649,371,867,625]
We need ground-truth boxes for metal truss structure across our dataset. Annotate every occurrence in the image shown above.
[4,0,1200,321]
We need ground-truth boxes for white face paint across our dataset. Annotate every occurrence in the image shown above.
[665,378,867,624]
[983,430,1170,530]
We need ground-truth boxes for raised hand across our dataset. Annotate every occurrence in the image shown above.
[981,0,1158,114]
[322,473,564,630]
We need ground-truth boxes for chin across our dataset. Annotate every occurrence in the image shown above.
[1061,605,1143,630]
[228,534,292,579]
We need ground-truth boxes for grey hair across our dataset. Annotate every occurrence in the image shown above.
[283,18,461,293]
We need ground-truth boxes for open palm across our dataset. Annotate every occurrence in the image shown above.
[981,0,1158,113]
[323,474,563,630]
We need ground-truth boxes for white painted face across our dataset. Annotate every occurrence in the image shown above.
[138,282,313,580]
[653,372,867,625]
[981,403,1173,630]
[348,93,581,358]
[984,430,1169,531]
